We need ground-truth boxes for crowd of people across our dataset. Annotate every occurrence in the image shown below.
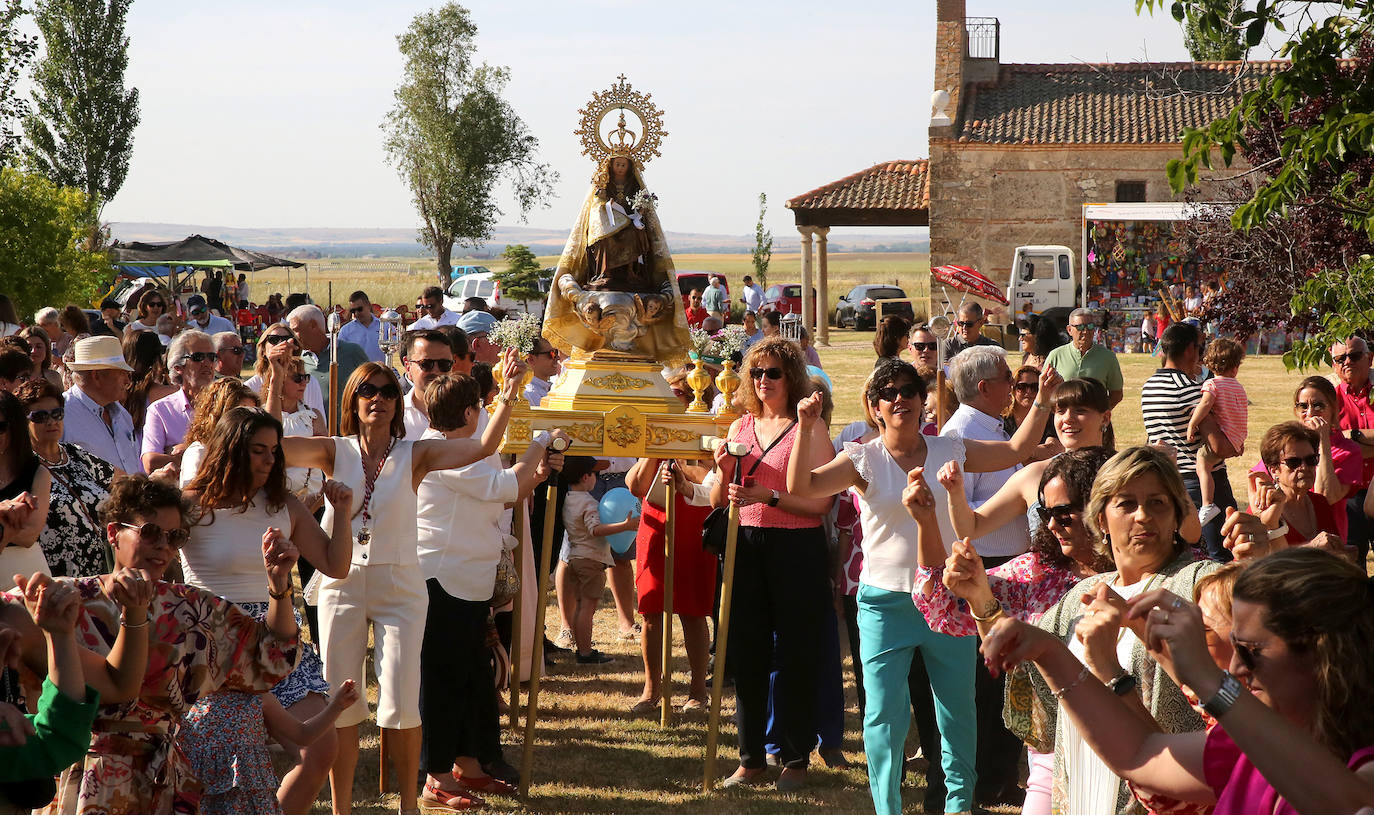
[0,283,1370,815]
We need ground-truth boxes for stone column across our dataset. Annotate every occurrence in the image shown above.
[798,226,815,341]
[814,226,831,346]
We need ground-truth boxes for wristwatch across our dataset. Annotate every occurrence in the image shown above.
[1108,672,1138,696]
[1202,671,1244,717]
[767,489,780,508]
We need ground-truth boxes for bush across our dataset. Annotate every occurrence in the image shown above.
[0,167,107,318]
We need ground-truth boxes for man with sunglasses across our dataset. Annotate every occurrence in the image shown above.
[401,329,456,439]
[184,294,235,335]
[62,336,141,473]
[1329,336,1374,564]
[524,338,560,407]
[211,331,246,378]
[407,286,461,331]
[1044,307,1124,407]
[941,302,1000,360]
[142,330,218,473]
[340,290,385,363]
[907,324,939,369]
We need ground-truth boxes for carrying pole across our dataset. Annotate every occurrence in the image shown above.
[519,481,560,796]
[659,477,676,727]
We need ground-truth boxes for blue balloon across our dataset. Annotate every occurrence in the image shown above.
[598,487,640,556]
[807,365,832,391]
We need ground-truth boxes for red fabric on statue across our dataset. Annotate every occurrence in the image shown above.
[634,494,716,617]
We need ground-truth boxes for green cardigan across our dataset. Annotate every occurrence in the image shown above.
[0,679,99,782]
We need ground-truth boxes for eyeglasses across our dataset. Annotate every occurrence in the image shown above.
[222,346,244,355]
[1035,502,1079,526]
[190,308,207,317]
[289,373,312,384]
[180,352,217,364]
[1278,453,1321,470]
[749,366,783,381]
[910,341,936,352]
[26,408,64,425]
[144,301,165,309]
[1014,382,1039,394]
[876,382,921,402]
[263,334,293,346]
[1068,323,1093,332]
[356,382,401,401]
[409,358,454,373]
[1230,633,1269,670]
[424,301,441,311]
[117,521,190,549]
[1334,351,1366,365]
[349,306,369,314]
[530,349,559,359]
[957,320,981,328]
[1294,400,1327,413]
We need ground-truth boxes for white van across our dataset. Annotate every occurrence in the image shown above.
[444,271,550,319]
[1008,245,1077,326]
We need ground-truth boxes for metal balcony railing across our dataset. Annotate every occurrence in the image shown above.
[965,17,1000,61]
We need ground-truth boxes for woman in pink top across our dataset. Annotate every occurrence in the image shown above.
[1290,376,1366,539]
[1248,422,1344,548]
[980,548,1374,814]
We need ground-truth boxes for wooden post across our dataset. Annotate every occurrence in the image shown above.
[702,502,742,792]
[509,500,525,731]
[659,479,676,727]
[519,483,560,797]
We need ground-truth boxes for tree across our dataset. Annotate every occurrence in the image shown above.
[1139,0,1374,367]
[382,3,557,287]
[752,192,772,288]
[495,243,542,309]
[0,167,109,317]
[0,0,36,166]
[22,0,139,226]
[1182,0,1247,60]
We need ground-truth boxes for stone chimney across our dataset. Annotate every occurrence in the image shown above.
[931,0,1000,139]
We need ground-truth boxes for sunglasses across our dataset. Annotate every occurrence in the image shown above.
[910,341,936,352]
[957,320,981,328]
[877,382,921,402]
[26,408,64,425]
[1230,633,1268,670]
[1035,502,1078,526]
[1294,400,1327,413]
[409,358,454,373]
[181,351,217,364]
[117,521,190,549]
[349,306,369,314]
[263,334,293,346]
[530,349,559,359]
[1014,382,1039,394]
[145,301,165,309]
[222,346,244,355]
[423,302,440,311]
[1334,351,1366,365]
[356,382,401,401]
[1279,453,1321,469]
[1068,323,1094,332]
[749,366,783,381]
[190,308,207,317]
[289,373,312,384]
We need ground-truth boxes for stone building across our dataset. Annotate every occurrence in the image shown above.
[927,0,1267,301]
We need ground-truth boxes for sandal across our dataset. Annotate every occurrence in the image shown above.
[421,780,485,811]
[628,696,660,713]
[455,773,517,797]
[680,696,709,713]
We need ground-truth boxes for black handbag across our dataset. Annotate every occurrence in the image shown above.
[701,421,796,555]
[0,667,58,808]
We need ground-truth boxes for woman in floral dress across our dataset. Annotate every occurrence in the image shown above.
[43,474,301,815]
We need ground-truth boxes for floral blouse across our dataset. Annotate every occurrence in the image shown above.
[40,578,299,815]
[915,551,1082,638]
[39,444,115,577]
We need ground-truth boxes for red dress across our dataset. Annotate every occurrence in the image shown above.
[634,493,716,617]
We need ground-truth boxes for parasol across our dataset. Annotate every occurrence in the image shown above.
[931,264,1009,306]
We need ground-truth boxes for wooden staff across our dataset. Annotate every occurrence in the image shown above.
[1157,286,1183,323]
[509,501,525,731]
[327,283,339,436]
[703,442,747,792]
[660,476,676,727]
[519,475,563,796]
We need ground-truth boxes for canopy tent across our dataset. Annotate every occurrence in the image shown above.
[115,259,235,278]
[108,235,307,305]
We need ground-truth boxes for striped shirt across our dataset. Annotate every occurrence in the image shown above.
[1202,376,1248,452]
[1140,367,1214,472]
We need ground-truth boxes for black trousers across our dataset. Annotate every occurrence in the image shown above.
[529,475,567,577]
[726,525,830,770]
[841,593,866,714]
[420,579,502,773]
[1348,488,1370,566]
[975,554,1023,796]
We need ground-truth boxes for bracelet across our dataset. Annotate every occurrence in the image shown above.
[119,617,148,629]
[268,586,293,600]
[1032,401,1050,413]
[494,394,514,406]
[1267,522,1289,541]
[1053,666,1092,700]
[969,598,1004,623]
[1202,671,1244,717]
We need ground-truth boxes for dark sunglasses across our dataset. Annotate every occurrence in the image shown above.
[349,305,369,314]
[957,320,981,328]
[1230,634,1267,670]
[1014,382,1039,394]
[356,382,401,401]
[222,346,244,355]
[289,373,312,384]
[1279,453,1321,469]
[26,408,64,425]
[1035,502,1078,526]
[1068,323,1094,332]
[877,382,921,402]
[1294,400,1327,413]
[530,349,559,359]
[749,366,783,381]
[144,301,165,309]
[910,341,936,352]
[117,521,190,549]
[1334,351,1366,365]
[181,351,217,364]
[190,307,207,316]
[409,358,454,373]
[423,301,441,311]
[263,334,293,346]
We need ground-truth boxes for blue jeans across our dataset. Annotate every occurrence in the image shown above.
[1182,468,1235,561]
[857,583,976,815]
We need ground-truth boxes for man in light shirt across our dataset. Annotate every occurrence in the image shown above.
[186,294,235,335]
[62,336,142,473]
[408,285,461,330]
[212,331,246,378]
[701,276,726,322]
[524,337,560,407]
[740,274,765,314]
[340,290,385,363]
[400,329,456,440]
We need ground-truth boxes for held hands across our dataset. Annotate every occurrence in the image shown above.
[262,528,299,594]
[95,568,155,623]
[1221,507,1277,561]
[936,460,964,496]
[1075,584,1135,681]
[1247,471,1286,530]
[900,466,937,524]
[979,617,1062,678]
[17,576,82,636]
[797,391,825,429]
[0,493,37,534]
[1127,589,1218,695]
[942,537,991,605]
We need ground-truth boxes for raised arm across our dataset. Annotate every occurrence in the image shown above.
[0,472,50,548]
[281,434,336,473]
[1305,416,1349,504]
[941,461,1036,541]
[787,391,857,498]
[963,365,1060,473]
[415,348,524,478]
[287,482,354,580]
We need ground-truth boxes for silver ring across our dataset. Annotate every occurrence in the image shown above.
[1160,611,1171,624]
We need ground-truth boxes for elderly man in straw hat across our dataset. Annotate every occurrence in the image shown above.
[61,335,142,474]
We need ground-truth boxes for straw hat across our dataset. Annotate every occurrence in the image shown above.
[66,335,134,372]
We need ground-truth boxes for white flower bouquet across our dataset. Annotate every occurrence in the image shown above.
[488,312,543,355]
[629,189,658,216]
[689,324,749,364]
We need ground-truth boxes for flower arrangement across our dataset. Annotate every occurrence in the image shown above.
[629,189,658,216]
[689,324,749,363]
[488,312,543,355]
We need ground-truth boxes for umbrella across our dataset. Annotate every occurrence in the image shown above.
[931,264,1009,306]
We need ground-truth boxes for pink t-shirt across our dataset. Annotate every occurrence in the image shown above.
[1203,376,1248,452]
[1251,435,1362,540]
[1204,725,1374,815]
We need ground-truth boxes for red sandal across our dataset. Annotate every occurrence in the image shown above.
[421,779,485,811]
[455,773,518,797]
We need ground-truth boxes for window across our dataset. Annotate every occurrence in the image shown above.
[1115,181,1147,203]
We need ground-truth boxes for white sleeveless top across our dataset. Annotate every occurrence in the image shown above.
[181,490,287,603]
[844,434,965,594]
[281,405,324,495]
[322,436,417,567]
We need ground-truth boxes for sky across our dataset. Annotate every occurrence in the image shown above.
[98,0,1201,239]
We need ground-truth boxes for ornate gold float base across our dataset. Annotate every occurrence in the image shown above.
[538,352,681,414]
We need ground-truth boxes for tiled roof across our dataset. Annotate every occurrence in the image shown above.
[786,160,930,211]
[956,60,1288,145]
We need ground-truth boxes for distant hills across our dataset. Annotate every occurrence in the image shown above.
[109,222,929,259]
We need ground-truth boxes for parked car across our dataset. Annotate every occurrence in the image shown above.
[833,284,914,329]
[449,264,493,281]
[444,271,550,318]
[758,283,817,324]
[674,270,731,318]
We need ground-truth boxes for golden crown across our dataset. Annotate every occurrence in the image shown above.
[575,74,667,166]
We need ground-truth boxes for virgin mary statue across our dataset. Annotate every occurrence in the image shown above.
[543,153,691,364]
